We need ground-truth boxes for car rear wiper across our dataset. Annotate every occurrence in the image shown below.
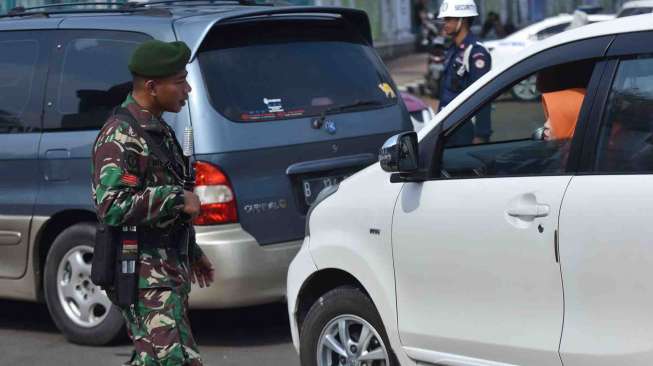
[314,100,386,127]
[324,100,385,115]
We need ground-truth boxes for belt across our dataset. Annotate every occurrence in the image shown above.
[138,226,186,249]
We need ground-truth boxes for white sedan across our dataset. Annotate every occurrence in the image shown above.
[485,13,614,100]
[288,13,653,366]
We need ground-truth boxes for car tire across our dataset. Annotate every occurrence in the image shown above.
[300,286,398,366]
[43,222,125,346]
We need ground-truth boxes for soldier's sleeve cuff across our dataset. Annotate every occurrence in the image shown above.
[173,188,186,213]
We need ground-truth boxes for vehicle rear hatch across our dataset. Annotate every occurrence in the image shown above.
[176,7,412,245]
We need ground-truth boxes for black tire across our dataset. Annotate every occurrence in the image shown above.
[300,286,399,366]
[43,222,125,346]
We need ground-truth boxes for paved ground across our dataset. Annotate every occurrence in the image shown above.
[0,299,299,366]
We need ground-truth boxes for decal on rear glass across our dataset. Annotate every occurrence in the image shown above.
[263,97,284,112]
[378,83,396,99]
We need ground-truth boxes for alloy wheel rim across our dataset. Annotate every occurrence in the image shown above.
[513,75,540,101]
[317,314,390,366]
[56,245,113,328]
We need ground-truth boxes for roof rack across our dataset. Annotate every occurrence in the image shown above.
[144,0,258,5]
[138,0,272,7]
[1,0,269,19]
[1,2,166,18]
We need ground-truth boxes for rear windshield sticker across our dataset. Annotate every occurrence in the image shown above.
[241,109,305,122]
[263,98,284,112]
[378,83,396,99]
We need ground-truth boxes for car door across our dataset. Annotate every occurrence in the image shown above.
[559,31,653,366]
[392,37,613,366]
[38,30,150,216]
[0,30,52,279]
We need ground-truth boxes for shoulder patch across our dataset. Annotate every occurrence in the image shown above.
[474,59,486,69]
[120,173,140,187]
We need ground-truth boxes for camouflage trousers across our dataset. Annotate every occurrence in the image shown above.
[122,247,203,366]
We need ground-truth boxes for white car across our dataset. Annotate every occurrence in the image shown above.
[485,13,614,101]
[288,13,653,366]
[617,0,653,17]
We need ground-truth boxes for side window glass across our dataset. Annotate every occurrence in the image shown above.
[595,56,653,173]
[0,38,42,133]
[441,59,595,179]
[47,33,149,131]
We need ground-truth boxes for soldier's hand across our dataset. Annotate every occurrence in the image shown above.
[182,190,201,219]
[190,254,214,288]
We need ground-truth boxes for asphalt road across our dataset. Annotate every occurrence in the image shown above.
[0,299,300,366]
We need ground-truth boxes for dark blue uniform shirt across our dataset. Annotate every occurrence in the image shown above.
[439,33,492,145]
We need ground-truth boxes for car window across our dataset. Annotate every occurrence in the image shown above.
[45,31,150,131]
[198,19,396,123]
[595,55,653,173]
[0,36,44,133]
[440,59,596,179]
[536,22,570,40]
[617,7,653,17]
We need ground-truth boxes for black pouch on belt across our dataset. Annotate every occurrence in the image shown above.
[91,223,120,288]
[116,225,139,307]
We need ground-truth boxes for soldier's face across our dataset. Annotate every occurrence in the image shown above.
[151,70,192,113]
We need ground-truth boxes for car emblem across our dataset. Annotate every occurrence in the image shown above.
[324,120,337,135]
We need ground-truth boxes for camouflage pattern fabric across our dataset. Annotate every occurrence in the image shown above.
[92,94,204,365]
[122,247,202,366]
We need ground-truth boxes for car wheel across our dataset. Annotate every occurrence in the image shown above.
[300,286,398,366]
[511,75,541,101]
[43,222,124,345]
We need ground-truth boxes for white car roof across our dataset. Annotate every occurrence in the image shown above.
[502,13,615,42]
[621,0,653,9]
[423,13,653,139]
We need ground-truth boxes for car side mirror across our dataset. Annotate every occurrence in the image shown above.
[379,132,419,173]
[532,126,546,141]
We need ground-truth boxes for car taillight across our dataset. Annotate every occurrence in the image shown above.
[192,161,238,225]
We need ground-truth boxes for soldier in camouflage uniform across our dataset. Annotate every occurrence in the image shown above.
[91,40,214,366]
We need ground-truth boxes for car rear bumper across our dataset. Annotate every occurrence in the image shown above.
[188,223,301,309]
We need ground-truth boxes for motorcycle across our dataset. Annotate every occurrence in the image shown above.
[421,13,448,99]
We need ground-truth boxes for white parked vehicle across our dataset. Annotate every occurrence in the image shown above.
[485,13,614,101]
[617,0,653,17]
[288,13,653,366]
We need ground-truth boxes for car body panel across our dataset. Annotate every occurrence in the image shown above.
[393,176,570,365]
[559,176,653,366]
[305,163,412,365]
[286,239,318,352]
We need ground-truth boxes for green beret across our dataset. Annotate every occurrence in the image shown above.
[128,40,191,78]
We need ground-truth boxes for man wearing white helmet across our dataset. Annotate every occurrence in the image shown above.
[438,0,492,145]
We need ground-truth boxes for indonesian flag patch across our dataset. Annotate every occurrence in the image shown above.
[120,173,140,187]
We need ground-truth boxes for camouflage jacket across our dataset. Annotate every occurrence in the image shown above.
[92,94,203,261]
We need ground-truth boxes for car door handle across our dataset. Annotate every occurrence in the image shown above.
[507,203,550,218]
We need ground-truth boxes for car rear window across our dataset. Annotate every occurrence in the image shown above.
[197,18,397,123]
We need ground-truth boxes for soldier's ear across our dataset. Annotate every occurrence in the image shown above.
[145,80,157,96]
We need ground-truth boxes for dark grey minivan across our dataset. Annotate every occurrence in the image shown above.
[0,1,411,345]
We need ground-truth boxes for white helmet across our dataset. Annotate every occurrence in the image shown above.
[438,0,479,18]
